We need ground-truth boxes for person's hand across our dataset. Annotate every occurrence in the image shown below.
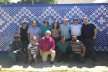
[93,36,96,39]
[82,54,85,57]
[40,51,43,56]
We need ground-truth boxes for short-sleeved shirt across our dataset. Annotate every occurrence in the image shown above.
[27,26,41,42]
[81,23,96,39]
[56,41,70,53]
[70,40,85,54]
[70,24,82,36]
[28,42,39,55]
[40,25,51,37]
[60,24,70,39]
[51,28,60,38]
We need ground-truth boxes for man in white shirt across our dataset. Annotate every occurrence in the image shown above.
[70,19,82,40]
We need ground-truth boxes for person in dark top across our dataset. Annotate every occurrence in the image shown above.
[9,35,23,62]
[81,18,97,61]
[18,22,29,52]
[56,36,70,62]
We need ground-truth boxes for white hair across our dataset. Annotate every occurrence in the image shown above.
[46,30,51,34]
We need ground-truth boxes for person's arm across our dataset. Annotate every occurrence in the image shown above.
[39,28,41,39]
[80,42,86,57]
[39,38,43,56]
[18,28,21,35]
[50,39,55,51]
[27,28,30,43]
[93,28,98,39]
[82,47,86,57]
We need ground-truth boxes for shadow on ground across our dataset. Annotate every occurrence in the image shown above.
[0,53,108,69]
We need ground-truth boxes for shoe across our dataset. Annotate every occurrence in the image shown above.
[50,61,54,64]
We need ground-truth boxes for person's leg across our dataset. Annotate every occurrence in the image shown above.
[57,51,62,62]
[50,50,56,62]
[62,53,68,62]
[28,54,33,64]
[83,38,90,58]
[89,39,96,60]
[42,51,48,62]
[78,54,85,63]
[9,51,17,62]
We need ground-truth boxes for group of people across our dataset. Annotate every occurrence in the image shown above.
[8,17,97,64]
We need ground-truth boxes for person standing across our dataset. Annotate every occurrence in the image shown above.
[60,18,71,41]
[70,19,82,40]
[27,21,41,43]
[18,22,29,52]
[51,21,60,43]
[40,21,51,37]
[39,30,55,64]
[81,18,97,61]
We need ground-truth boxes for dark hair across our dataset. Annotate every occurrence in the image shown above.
[61,36,65,40]
[44,21,49,25]
[21,22,28,30]
[52,21,59,30]
[82,18,88,21]
[73,19,78,22]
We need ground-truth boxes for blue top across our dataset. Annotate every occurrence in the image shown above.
[60,24,71,39]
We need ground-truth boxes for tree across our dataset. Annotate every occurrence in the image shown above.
[17,0,57,4]
[0,0,10,4]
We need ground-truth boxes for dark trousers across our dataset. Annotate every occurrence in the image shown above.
[70,52,84,63]
[57,52,68,62]
[83,38,96,58]
[21,41,29,52]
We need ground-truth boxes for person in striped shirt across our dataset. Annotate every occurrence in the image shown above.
[70,36,85,63]
[28,36,39,63]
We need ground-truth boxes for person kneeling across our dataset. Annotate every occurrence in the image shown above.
[70,36,85,63]
[28,36,39,64]
[56,36,70,62]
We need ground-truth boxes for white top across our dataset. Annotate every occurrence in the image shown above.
[28,42,39,55]
[70,24,82,36]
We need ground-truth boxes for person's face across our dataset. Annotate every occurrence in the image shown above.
[73,20,78,25]
[44,22,48,27]
[63,20,68,25]
[23,23,27,28]
[16,37,20,42]
[61,37,66,42]
[32,21,37,27]
[54,22,57,27]
[46,32,51,38]
[32,39,36,45]
[83,18,88,25]
[72,36,77,41]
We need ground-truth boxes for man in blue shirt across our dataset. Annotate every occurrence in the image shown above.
[60,18,71,41]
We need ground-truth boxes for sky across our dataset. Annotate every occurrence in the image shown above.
[10,0,20,3]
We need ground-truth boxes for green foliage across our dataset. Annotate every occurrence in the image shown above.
[0,0,10,4]
[17,0,57,4]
